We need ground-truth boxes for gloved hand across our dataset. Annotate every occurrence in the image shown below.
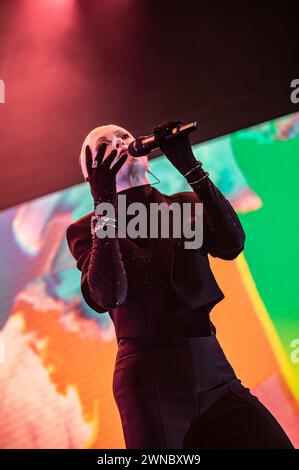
[154,120,199,176]
[85,143,128,207]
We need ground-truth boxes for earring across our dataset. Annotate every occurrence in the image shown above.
[146,168,160,185]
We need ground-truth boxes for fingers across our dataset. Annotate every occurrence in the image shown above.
[94,142,108,166]
[111,153,128,174]
[85,144,127,179]
[102,149,118,169]
[85,145,93,179]
[155,120,184,140]
[85,143,108,179]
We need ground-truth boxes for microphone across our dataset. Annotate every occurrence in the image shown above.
[128,121,198,157]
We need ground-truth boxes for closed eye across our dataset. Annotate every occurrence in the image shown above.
[96,138,110,146]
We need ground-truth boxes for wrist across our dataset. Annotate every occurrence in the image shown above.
[185,166,209,187]
[91,214,118,238]
[93,188,117,208]
[176,151,198,176]
[94,196,116,209]
[90,179,117,207]
[182,160,203,178]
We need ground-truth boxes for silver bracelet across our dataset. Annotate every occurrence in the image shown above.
[91,215,117,236]
[183,161,203,178]
[188,172,209,185]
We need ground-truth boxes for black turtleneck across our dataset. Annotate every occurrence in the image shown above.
[117,183,156,246]
[118,183,152,203]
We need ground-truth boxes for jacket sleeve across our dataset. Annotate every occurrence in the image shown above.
[183,167,246,260]
[66,217,128,312]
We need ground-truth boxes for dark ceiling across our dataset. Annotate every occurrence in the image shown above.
[0,0,298,210]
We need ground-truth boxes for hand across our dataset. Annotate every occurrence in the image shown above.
[154,120,198,175]
[85,143,128,207]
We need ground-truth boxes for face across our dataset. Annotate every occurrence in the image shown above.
[85,124,149,183]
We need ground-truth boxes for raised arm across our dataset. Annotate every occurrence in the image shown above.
[184,166,245,258]
[70,144,128,311]
[154,120,245,259]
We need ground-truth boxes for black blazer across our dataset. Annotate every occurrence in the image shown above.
[66,187,244,342]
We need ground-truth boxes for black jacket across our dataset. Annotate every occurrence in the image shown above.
[66,186,245,342]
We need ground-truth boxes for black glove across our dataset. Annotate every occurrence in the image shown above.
[85,143,128,207]
[84,143,129,310]
[154,120,199,176]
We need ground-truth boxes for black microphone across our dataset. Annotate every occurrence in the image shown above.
[128,121,198,157]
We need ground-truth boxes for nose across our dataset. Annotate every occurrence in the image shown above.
[112,136,126,151]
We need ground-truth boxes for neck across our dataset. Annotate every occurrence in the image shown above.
[116,174,150,193]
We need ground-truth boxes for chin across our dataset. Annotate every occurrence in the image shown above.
[133,155,148,168]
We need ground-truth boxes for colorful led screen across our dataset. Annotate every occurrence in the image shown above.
[0,112,298,448]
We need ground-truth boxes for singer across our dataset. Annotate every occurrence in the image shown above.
[66,121,293,449]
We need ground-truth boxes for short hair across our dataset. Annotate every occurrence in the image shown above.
[79,124,129,181]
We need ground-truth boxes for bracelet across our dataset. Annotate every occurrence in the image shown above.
[98,216,117,229]
[91,215,117,236]
[188,172,209,185]
[183,162,203,178]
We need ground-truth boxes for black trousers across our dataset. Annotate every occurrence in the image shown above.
[112,335,294,449]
